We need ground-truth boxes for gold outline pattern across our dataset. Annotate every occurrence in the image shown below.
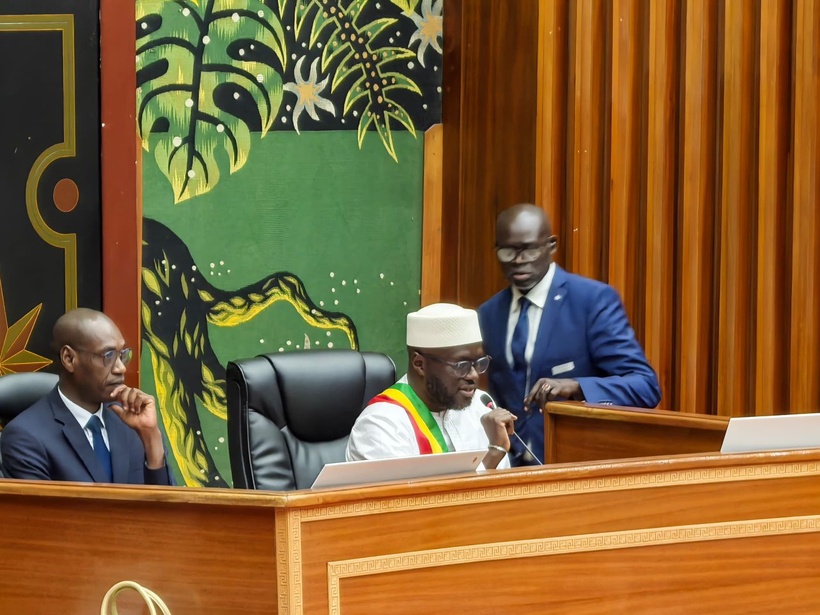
[0,14,77,310]
[275,508,303,614]
[327,515,820,614]
[301,461,820,521]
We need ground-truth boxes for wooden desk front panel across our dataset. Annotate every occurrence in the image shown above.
[289,456,820,614]
[0,487,279,615]
[337,533,820,614]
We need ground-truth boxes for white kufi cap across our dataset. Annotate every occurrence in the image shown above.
[406,303,483,348]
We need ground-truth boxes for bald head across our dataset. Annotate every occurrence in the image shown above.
[495,204,557,292]
[496,204,552,239]
[52,308,115,352]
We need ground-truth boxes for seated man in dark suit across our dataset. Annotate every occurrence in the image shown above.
[479,204,661,466]
[1,308,171,484]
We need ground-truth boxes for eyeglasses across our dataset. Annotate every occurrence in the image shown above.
[495,245,549,263]
[417,352,491,378]
[74,347,133,368]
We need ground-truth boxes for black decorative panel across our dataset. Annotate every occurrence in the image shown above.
[0,1,101,373]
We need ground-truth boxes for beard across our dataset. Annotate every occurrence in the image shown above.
[426,373,470,410]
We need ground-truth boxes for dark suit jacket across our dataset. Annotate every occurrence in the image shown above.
[0,387,171,485]
[478,266,661,464]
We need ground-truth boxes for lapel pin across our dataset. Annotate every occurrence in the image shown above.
[554,294,562,301]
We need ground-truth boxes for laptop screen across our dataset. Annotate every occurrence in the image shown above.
[720,413,820,453]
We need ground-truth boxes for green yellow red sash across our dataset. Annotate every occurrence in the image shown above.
[370,382,449,454]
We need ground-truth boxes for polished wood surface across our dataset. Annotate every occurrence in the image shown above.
[568,0,607,281]
[421,124,444,305]
[790,0,820,411]
[544,401,729,463]
[443,0,820,416]
[0,483,283,614]
[4,448,820,614]
[289,450,820,614]
[755,0,791,416]
[644,0,679,408]
[608,0,645,326]
[440,0,539,304]
[717,1,758,417]
[535,0,568,262]
[340,533,820,614]
[678,0,719,416]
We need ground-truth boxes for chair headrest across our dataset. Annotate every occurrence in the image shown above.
[265,350,369,442]
[0,372,59,426]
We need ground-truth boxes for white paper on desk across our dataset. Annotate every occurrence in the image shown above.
[312,449,487,489]
[720,413,820,453]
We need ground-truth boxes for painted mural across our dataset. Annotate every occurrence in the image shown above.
[1,6,103,373]
[136,0,442,486]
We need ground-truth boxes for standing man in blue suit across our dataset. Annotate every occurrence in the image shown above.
[1,308,171,484]
[478,204,661,466]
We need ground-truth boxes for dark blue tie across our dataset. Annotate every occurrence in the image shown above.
[86,415,113,482]
[511,296,531,404]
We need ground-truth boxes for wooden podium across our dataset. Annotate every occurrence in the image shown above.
[544,401,730,462]
[2,405,820,614]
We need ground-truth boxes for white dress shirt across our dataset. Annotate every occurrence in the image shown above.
[58,387,109,449]
[346,376,511,470]
[505,262,555,392]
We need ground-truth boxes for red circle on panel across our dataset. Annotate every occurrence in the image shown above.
[53,178,80,212]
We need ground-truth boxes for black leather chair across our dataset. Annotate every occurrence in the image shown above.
[0,371,59,477]
[227,350,396,490]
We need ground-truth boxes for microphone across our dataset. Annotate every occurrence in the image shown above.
[479,394,543,465]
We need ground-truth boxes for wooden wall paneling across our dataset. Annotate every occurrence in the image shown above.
[644,0,680,409]
[454,0,492,307]
[421,124,444,306]
[447,0,814,416]
[100,0,140,387]
[440,0,464,304]
[716,0,759,416]
[608,0,646,331]
[755,0,792,416]
[535,0,569,265]
[445,0,540,309]
[677,0,719,414]
[568,0,607,280]
[789,0,820,412]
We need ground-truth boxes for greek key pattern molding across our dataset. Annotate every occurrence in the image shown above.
[275,508,303,615]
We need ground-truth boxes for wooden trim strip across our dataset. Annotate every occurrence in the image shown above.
[569,0,607,279]
[789,0,820,410]
[608,0,644,324]
[678,0,718,414]
[755,0,792,416]
[421,124,443,305]
[716,1,758,416]
[535,0,568,261]
[100,0,141,386]
[644,0,679,409]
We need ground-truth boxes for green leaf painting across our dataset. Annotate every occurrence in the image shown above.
[137,0,442,201]
[137,0,286,202]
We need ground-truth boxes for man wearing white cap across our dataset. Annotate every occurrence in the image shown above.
[346,303,515,469]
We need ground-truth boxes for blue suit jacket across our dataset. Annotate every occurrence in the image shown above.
[0,387,171,485]
[478,266,661,464]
